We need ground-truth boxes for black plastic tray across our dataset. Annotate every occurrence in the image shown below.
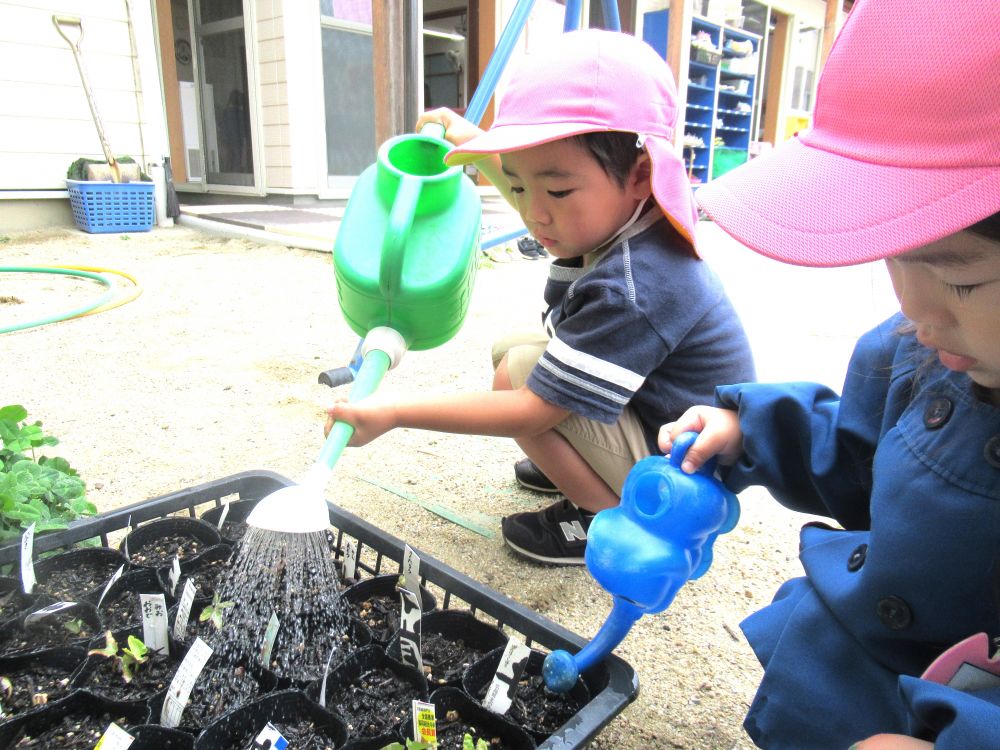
[0,471,638,749]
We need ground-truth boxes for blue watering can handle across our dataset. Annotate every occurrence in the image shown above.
[669,430,718,475]
[378,175,422,300]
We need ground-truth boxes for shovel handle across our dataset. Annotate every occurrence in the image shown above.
[317,349,392,469]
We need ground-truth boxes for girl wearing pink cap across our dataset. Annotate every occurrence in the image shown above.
[326,29,755,565]
[661,0,1000,747]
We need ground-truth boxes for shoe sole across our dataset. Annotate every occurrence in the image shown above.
[502,536,586,566]
[514,478,561,494]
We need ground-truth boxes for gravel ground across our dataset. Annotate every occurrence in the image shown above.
[1,220,898,748]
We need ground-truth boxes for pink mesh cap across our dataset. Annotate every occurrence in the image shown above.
[696,0,1000,267]
[445,29,700,252]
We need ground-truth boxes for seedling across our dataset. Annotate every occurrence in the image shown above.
[87,631,154,684]
[62,617,86,635]
[464,736,489,750]
[89,630,119,660]
[199,592,234,630]
[379,740,432,750]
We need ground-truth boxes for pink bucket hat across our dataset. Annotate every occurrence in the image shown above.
[696,0,1000,268]
[445,29,700,253]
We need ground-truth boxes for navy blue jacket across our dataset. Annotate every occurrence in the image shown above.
[717,314,1000,749]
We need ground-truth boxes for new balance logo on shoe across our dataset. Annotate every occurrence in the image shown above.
[560,520,588,543]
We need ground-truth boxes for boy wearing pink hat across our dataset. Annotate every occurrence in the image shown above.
[326,29,754,565]
[661,0,1000,747]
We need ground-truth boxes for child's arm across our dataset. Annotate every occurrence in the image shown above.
[415,108,516,207]
[325,386,569,447]
[658,405,744,474]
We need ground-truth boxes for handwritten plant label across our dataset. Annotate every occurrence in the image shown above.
[483,638,532,715]
[24,601,78,627]
[141,593,170,657]
[400,545,421,600]
[172,579,198,641]
[216,501,231,530]
[20,523,36,595]
[254,722,288,749]
[397,586,423,673]
[412,699,437,746]
[168,555,182,597]
[95,722,134,749]
[96,564,126,610]
[342,539,358,582]
[160,637,213,727]
[260,612,280,668]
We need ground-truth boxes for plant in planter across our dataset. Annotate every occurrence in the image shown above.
[78,631,177,704]
[0,404,97,544]
[34,547,128,601]
[0,647,82,720]
[198,592,234,631]
[0,603,102,657]
[120,516,221,568]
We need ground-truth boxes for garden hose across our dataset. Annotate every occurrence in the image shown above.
[0,265,140,334]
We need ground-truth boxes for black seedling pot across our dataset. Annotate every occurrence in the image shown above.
[0,575,48,622]
[129,723,196,749]
[198,498,260,546]
[304,644,428,741]
[194,688,349,749]
[120,517,221,568]
[0,600,103,657]
[403,686,536,750]
[89,568,173,632]
[0,689,151,748]
[155,543,234,606]
[342,573,437,644]
[271,616,374,689]
[33,546,129,601]
[387,609,509,688]
[0,645,87,719]
[463,646,591,743]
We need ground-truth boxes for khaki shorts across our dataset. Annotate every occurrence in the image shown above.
[492,331,650,495]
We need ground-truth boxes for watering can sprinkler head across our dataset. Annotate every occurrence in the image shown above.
[542,432,741,692]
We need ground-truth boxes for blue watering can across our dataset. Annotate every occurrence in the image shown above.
[542,432,741,692]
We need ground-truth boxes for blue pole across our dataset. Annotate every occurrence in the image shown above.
[563,0,583,31]
[601,0,621,31]
[464,0,537,127]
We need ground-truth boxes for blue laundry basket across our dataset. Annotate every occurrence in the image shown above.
[66,179,155,233]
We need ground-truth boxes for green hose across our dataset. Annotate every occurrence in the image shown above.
[0,266,114,334]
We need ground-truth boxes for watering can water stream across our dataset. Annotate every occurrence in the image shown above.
[247,124,481,535]
[542,432,741,692]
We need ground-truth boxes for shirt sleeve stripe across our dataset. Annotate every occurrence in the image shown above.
[536,357,632,405]
[546,336,646,391]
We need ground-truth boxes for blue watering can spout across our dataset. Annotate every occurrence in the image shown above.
[542,432,740,692]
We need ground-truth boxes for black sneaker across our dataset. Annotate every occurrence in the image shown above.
[514,458,560,494]
[517,236,543,259]
[501,498,594,566]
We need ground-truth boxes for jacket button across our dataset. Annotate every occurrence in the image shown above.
[876,596,912,630]
[985,436,1000,469]
[922,397,953,429]
[847,544,868,572]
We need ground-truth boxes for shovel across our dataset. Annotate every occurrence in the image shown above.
[53,15,141,183]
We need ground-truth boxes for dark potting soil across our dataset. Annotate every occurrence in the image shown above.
[174,605,220,646]
[472,672,582,738]
[79,652,177,704]
[172,556,230,601]
[218,518,248,543]
[325,664,416,738]
[269,627,355,684]
[9,710,132,748]
[231,718,341,750]
[99,593,142,632]
[435,708,514,750]
[421,633,492,688]
[0,616,96,657]
[0,665,75,717]
[351,594,400,643]
[176,661,266,733]
[37,558,122,600]
[129,533,205,568]
[0,589,35,622]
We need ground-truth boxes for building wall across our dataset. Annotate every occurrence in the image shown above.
[0,0,164,191]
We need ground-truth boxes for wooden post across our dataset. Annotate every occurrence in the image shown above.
[372,1,416,146]
[665,0,693,150]
[820,0,843,67]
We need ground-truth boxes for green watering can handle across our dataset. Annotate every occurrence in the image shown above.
[317,348,392,469]
[378,174,422,301]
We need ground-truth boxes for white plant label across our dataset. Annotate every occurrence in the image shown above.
[401,544,421,599]
[20,523,35,594]
[483,638,532,715]
[317,644,338,708]
[412,699,437,746]
[342,539,358,582]
[172,578,198,641]
[260,611,280,667]
[95,721,134,749]
[123,515,132,559]
[254,721,288,749]
[140,593,170,657]
[160,636,213,728]
[24,601,78,626]
[169,555,182,597]
[216,501,230,530]
[96,564,126,610]
[397,586,423,673]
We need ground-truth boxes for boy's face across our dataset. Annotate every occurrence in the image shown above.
[500,138,651,260]
[886,229,1000,401]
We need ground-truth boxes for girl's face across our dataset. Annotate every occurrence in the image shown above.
[886,229,1000,402]
[500,139,652,259]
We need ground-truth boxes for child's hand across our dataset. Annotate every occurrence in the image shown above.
[415,108,484,147]
[849,735,933,749]
[324,398,396,447]
[658,406,743,474]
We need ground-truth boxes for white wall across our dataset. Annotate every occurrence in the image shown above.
[0,0,166,191]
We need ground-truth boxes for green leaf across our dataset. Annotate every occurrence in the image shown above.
[0,406,27,424]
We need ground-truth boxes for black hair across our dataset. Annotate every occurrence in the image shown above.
[567,131,644,187]
[968,210,1000,241]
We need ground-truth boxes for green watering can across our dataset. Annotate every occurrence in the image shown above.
[247,124,482,535]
